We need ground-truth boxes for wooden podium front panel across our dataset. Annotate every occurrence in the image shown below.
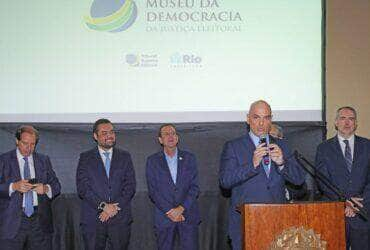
[241,202,345,250]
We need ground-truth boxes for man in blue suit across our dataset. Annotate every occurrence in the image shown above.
[0,125,61,250]
[315,106,370,250]
[76,119,136,250]
[146,124,200,250]
[219,100,304,250]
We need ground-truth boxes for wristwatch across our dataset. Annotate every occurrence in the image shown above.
[98,202,107,212]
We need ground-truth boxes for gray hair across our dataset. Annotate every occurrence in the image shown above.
[335,106,357,120]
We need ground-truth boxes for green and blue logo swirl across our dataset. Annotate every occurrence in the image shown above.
[85,0,137,32]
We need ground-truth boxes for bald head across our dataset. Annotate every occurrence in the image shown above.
[247,100,272,137]
[248,100,272,115]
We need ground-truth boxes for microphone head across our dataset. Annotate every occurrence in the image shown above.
[259,134,267,144]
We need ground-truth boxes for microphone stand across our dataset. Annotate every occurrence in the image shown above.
[294,150,368,221]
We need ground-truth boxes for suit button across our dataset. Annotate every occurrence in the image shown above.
[349,181,352,184]
[267,186,270,190]
[109,186,112,189]
[174,188,178,192]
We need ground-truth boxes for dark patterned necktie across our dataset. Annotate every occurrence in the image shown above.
[343,140,352,172]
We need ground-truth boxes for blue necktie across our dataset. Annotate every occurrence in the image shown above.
[343,140,352,172]
[103,152,111,178]
[23,157,34,217]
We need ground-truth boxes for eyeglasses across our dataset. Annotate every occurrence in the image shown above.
[99,130,115,136]
[161,132,177,137]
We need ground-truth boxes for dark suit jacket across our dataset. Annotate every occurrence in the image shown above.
[219,135,304,242]
[0,149,61,239]
[315,135,370,229]
[76,147,136,233]
[146,149,200,228]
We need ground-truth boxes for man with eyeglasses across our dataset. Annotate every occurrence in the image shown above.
[315,106,370,250]
[219,100,304,250]
[76,118,136,250]
[146,124,200,250]
[0,125,61,250]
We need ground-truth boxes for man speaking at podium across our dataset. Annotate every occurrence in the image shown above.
[315,106,370,250]
[219,100,304,250]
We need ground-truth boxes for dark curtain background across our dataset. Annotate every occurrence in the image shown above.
[0,122,325,250]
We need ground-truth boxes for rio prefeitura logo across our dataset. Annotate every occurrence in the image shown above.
[84,0,137,32]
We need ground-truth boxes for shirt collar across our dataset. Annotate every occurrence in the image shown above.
[249,131,269,146]
[337,134,355,144]
[164,147,178,160]
[98,146,113,155]
[16,148,33,162]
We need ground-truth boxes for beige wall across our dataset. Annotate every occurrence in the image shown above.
[326,0,370,138]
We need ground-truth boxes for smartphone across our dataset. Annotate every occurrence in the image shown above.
[28,178,38,186]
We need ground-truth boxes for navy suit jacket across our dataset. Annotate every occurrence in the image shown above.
[146,149,200,228]
[315,135,370,229]
[0,149,61,239]
[219,135,304,242]
[76,147,136,232]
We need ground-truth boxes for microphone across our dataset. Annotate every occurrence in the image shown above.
[259,134,270,165]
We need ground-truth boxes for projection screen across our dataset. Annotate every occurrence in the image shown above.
[0,0,323,123]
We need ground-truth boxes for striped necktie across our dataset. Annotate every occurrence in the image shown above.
[343,139,352,172]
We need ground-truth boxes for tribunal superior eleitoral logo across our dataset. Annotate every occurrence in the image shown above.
[84,0,137,32]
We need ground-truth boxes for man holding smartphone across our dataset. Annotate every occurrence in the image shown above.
[0,125,61,250]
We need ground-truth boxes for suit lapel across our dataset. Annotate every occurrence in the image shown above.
[331,137,351,175]
[109,148,119,179]
[352,136,363,169]
[176,150,184,187]
[10,150,23,205]
[33,153,42,181]
[243,134,256,153]
[94,148,109,182]
[10,150,21,180]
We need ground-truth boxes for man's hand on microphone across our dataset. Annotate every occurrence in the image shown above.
[269,144,284,165]
[253,143,269,168]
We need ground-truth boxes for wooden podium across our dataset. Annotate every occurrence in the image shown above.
[240,202,346,250]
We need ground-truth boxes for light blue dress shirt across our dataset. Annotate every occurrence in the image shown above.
[165,148,178,184]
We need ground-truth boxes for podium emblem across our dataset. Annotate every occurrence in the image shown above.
[270,226,327,249]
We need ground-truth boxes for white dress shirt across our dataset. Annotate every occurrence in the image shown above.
[9,148,52,207]
[337,134,355,160]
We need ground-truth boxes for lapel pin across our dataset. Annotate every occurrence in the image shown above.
[179,156,183,161]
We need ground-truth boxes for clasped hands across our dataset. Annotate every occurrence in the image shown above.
[345,197,363,218]
[253,143,284,168]
[13,179,49,195]
[166,205,185,222]
[99,203,121,222]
